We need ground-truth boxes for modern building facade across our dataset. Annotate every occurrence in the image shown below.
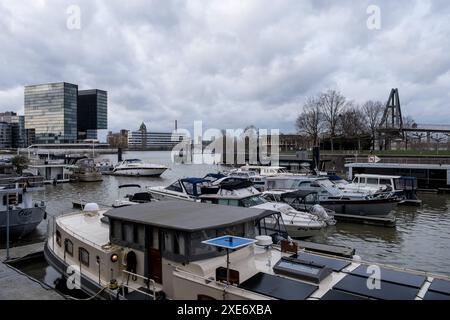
[0,111,27,148]
[0,122,12,148]
[127,122,186,150]
[77,89,108,140]
[25,82,78,144]
[24,82,108,144]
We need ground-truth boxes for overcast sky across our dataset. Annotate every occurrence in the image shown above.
[1,0,449,139]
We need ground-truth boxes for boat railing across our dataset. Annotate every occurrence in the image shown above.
[172,266,271,299]
[0,176,45,190]
[120,270,156,300]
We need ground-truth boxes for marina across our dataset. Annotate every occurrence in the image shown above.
[1,151,450,301]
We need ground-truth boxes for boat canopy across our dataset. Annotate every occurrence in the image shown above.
[280,190,319,201]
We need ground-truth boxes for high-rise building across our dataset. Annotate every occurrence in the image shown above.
[77,89,108,140]
[24,82,78,144]
[0,122,12,148]
[24,82,108,144]
[0,111,27,148]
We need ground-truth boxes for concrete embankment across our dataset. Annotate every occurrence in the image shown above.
[0,242,64,300]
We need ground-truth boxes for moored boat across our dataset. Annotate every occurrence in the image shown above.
[112,159,168,177]
[44,201,450,300]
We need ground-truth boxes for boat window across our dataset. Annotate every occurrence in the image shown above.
[190,230,217,256]
[122,223,134,243]
[135,225,145,246]
[380,179,391,186]
[65,239,73,256]
[183,182,195,195]
[163,231,174,253]
[56,230,61,247]
[217,224,245,237]
[112,220,122,240]
[79,247,89,267]
[174,232,186,255]
[367,178,378,185]
[166,181,183,193]
[150,228,159,249]
[245,221,256,239]
[298,181,312,188]
[241,195,266,208]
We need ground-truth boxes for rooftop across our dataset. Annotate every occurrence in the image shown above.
[104,200,276,232]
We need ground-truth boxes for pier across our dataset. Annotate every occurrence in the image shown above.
[0,242,64,300]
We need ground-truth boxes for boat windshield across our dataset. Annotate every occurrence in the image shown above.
[266,179,298,190]
[183,181,211,196]
[125,159,142,163]
[241,195,267,207]
[316,179,341,196]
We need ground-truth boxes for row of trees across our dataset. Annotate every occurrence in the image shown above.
[295,90,414,151]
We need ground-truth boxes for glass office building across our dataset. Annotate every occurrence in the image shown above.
[77,89,108,140]
[25,82,78,144]
[0,122,12,148]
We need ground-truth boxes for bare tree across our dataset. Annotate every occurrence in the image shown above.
[296,96,323,146]
[362,100,384,150]
[319,90,347,151]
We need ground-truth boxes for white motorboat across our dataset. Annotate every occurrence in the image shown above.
[113,184,153,208]
[44,201,450,300]
[199,180,330,238]
[112,159,168,177]
[147,178,212,201]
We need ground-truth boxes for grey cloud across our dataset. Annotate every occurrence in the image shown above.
[0,0,449,139]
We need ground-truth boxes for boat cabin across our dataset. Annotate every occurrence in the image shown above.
[240,165,288,176]
[104,201,283,289]
[165,178,211,198]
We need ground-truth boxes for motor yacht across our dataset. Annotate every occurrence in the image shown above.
[199,180,332,238]
[147,178,212,201]
[112,159,168,177]
[44,201,450,300]
[265,176,399,217]
[0,176,47,238]
[71,158,103,182]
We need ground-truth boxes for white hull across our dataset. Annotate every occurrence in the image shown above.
[113,167,167,177]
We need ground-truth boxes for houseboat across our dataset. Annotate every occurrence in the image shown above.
[44,201,450,300]
[26,163,75,184]
[345,162,450,192]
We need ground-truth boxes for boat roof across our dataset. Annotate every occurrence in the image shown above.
[345,162,450,170]
[104,200,276,232]
[241,165,286,170]
[180,177,210,184]
[354,174,401,179]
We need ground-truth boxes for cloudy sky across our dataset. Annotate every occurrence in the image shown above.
[1,0,450,140]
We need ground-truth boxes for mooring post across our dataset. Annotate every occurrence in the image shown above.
[6,204,10,261]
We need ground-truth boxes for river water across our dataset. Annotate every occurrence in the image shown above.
[8,151,450,277]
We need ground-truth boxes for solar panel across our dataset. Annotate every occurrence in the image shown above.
[291,252,351,272]
[428,279,450,295]
[333,274,420,300]
[239,272,318,300]
[202,236,256,250]
[350,265,426,288]
[321,289,369,300]
[422,290,450,300]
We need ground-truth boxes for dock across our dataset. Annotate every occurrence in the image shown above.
[332,213,396,227]
[0,242,64,300]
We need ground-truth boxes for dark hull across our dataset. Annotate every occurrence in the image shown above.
[0,207,46,239]
[319,198,398,216]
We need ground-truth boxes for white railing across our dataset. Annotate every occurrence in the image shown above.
[120,270,156,300]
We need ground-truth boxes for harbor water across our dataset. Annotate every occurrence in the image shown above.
[4,151,450,284]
